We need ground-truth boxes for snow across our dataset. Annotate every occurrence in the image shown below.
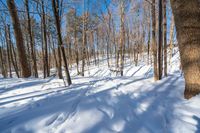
[0,49,200,133]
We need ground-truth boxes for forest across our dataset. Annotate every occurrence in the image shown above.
[0,0,200,133]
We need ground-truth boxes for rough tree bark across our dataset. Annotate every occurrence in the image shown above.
[81,7,86,77]
[120,1,125,76]
[7,0,31,78]
[170,0,200,99]
[0,47,7,78]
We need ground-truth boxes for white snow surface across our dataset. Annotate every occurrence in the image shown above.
[0,50,200,133]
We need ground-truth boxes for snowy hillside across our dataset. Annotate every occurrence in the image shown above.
[0,49,200,133]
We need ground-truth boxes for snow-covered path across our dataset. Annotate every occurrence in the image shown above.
[0,69,200,133]
[0,51,200,133]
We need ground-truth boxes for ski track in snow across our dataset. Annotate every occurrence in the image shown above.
[0,50,200,133]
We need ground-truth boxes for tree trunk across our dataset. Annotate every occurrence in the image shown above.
[120,1,125,76]
[106,36,110,67]
[42,0,49,78]
[5,26,12,78]
[0,47,7,78]
[163,0,167,77]
[158,0,163,80]
[74,27,79,74]
[25,33,32,71]
[52,0,72,85]
[50,36,57,74]
[147,22,151,65]
[7,25,19,77]
[57,47,63,79]
[40,19,46,78]
[81,11,86,77]
[170,0,200,99]
[25,0,38,78]
[151,0,159,81]
[96,29,99,66]
[11,41,19,77]
[7,0,31,78]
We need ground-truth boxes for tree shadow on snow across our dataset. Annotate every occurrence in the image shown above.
[193,116,200,133]
[0,74,194,133]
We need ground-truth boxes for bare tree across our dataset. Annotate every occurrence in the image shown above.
[163,0,167,77]
[41,0,50,78]
[7,0,31,78]
[151,0,158,81]
[7,25,19,77]
[158,0,163,80]
[0,47,7,78]
[52,0,72,85]
[25,0,38,78]
[5,26,12,77]
[119,1,126,76]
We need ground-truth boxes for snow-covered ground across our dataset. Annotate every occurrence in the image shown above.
[0,50,200,133]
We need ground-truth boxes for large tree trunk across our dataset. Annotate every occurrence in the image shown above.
[158,0,163,80]
[11,41,19,77]
[57,47,63,79]
[81,12,86,77]
[42,0,49,78]
[40,20,46,78]
[163,0,167,77]
[151,0,159,81]
[170,0,200,99]
[52,0,72,85]
[0,47,7,78]
[7,0,31,78]
[120,1,125,76]
[25,0,38,78]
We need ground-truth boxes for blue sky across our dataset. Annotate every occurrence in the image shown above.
[0,0,176,47]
